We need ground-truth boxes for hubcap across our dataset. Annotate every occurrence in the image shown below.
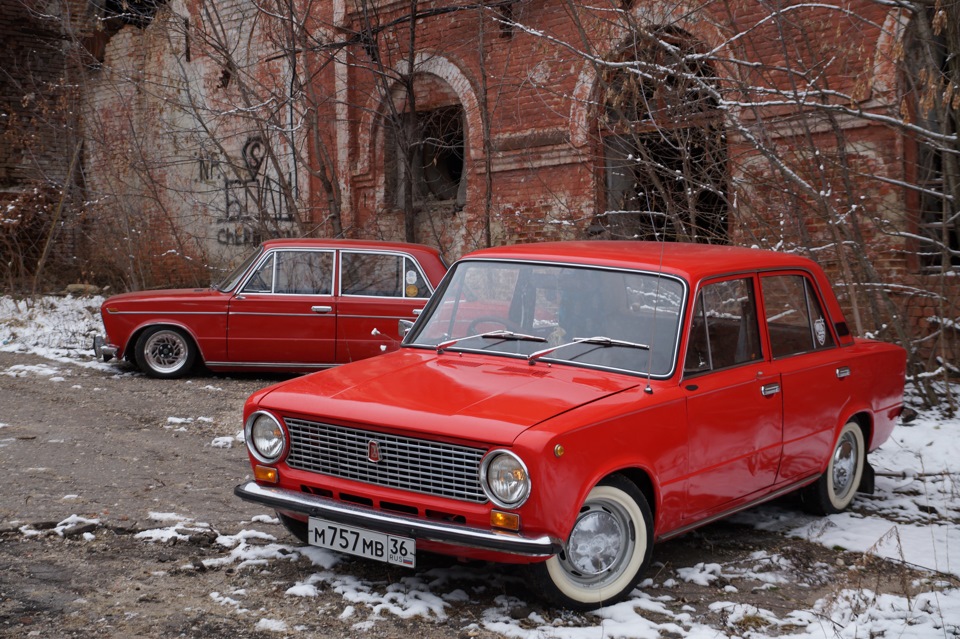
[832,430,858,499]
[560,500,635,585]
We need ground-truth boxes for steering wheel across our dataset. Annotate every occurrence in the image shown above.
[467,316,522,334]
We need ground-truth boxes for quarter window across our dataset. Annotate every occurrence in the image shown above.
[761,275,835,358]
[684,278,762,375]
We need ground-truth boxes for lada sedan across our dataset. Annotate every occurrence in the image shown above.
[94,239,447,378]
[234,241,907,609]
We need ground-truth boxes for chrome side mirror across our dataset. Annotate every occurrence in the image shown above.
[398,319,414,338]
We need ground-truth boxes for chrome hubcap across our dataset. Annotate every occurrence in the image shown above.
[832,430,858,499]
[560,501,634,584]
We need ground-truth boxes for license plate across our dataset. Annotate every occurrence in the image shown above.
[307,517,416,567]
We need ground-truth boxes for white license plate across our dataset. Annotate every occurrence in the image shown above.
[307,517,416,567]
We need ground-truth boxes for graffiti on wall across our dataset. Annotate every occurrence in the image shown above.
[197,137,296,246]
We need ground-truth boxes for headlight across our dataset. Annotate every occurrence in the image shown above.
[481,451,531,508]
[245,411,286,462]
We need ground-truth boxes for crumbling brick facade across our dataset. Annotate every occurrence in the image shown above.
[4,0,956,368]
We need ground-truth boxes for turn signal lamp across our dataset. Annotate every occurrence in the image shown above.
[490,510,520,532]
[254,465,279,484]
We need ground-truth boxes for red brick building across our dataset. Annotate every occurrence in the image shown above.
[4,0,957,370]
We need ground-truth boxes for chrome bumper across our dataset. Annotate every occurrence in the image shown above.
[93,335,117,361]
[234,481,561,557]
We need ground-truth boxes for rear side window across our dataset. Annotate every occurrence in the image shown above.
[761,274,835,358]
[684,277,762,375]
[340,252,431,298]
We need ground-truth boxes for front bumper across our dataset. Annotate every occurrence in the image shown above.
[93,335,118,362]
[234,481,562,558]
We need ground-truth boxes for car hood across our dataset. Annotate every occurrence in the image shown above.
[255,348,640,445]
[102,288,226,309]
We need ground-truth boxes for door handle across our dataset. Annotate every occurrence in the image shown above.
[413,308,423,316]
[761,383,781,397]
[836,366,851,379]
[311,305,333,313]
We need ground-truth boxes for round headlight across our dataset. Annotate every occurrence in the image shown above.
[246,412,286,462]
[481,451,531,508]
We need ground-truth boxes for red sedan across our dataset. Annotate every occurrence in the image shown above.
[234,241,906,609]
[94,239,447,378]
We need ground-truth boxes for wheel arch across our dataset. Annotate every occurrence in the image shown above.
[845,410,873,450]
[601,466,657,523]
[126,322,205,364]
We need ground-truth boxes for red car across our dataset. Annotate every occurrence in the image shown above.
[94,239,447,378]
[234,241,906,609]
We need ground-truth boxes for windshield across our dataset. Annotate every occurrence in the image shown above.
[213,246,264,292]
[407,260,686,377]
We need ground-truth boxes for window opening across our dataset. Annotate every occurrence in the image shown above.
[903,12,959,270]
[595,28,728,244]
[386,105,466,208]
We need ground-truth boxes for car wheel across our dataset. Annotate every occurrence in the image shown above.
[134,327,197,379]
[527,475,653,610]
[277,512,309,544]
[802,421,865,515]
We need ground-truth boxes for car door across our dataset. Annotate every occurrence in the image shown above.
[759,272,847,480]
[226,248,337,367]
[335,250,434,362]
[682,276,783,519]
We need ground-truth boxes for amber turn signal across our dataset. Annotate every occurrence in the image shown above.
[254,465,279,484]
[490,510,520,531]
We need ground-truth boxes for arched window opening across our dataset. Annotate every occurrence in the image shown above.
[384,103,466,210]
[902,12,959,271]
[593,28,728,243]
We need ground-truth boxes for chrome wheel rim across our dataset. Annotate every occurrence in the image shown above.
[143,331,188,374]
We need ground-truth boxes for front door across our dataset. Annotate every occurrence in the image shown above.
[227,249,337,367]
[682,276,783,518]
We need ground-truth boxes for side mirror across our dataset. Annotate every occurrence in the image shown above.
[398,319,414,338]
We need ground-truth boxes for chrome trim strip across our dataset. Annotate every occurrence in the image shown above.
[105,311,222,316]
[234,481,561,557]
[205,361,336,369]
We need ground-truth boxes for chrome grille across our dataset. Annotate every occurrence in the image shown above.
[284,418,488,503]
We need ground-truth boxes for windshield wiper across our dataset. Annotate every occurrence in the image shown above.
[437,329,547,353]
[527,335,650,364]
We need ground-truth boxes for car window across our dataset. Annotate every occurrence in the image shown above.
[242,250,333,295]
[274,251,333,295]
[409,261,684,377]
[761,274,835,358]
[684,277,762,375]
[241,254,275,293]
[340,252,432,298]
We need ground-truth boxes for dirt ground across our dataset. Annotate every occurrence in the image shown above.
[0,350,932,638]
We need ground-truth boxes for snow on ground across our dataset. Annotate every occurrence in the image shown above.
[2,294,959,637]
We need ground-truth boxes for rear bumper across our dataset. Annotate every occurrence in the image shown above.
[234,481,561,558]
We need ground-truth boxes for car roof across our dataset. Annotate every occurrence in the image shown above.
[461,241,820,281]
[260,237,441,257]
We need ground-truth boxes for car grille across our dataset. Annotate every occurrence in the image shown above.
[284,418,489,503]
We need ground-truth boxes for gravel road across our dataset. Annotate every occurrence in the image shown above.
[0,350,927,638]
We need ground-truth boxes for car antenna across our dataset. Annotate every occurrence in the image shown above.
[644,212,668,395]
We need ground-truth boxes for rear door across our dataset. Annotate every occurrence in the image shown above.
[335,250,434,362]
[759,272,847,480]
[226,248,337,367]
